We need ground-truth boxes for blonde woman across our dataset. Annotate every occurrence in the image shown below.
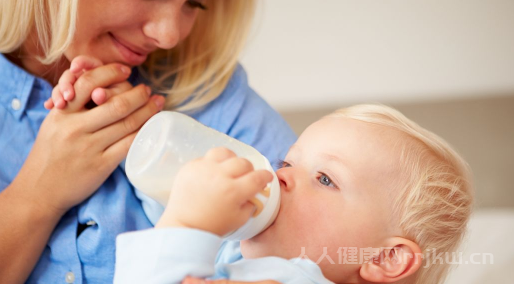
[0,0,296,283]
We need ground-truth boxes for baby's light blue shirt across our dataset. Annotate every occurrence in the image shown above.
[0,53,297,283]
[114,228,333,284]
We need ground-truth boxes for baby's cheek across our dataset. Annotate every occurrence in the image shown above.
[294,205,330,233]
[297,195,340,224]
[288,199,365,251]
[286,202,336,244]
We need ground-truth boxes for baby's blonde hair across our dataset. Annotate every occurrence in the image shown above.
[0,0,255,112]
[327,104,474,284]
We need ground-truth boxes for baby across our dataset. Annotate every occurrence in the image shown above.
[49,59,473,284]
[114,105,474,284]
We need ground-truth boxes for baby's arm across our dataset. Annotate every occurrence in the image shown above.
[115,227,223,283]
[114,148,273,283]
[44,56,105,109]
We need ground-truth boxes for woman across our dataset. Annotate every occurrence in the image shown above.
[0,0,296,283]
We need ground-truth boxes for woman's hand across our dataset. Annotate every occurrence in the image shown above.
[156,148,273,236]
[182,277,281,284]
[14,61,165,215]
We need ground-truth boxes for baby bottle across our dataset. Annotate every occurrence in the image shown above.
[125,111,280,241]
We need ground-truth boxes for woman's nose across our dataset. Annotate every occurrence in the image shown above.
[143,8,181,50]
[276,167,296,192]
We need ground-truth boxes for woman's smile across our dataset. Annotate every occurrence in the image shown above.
[109,33,149,66]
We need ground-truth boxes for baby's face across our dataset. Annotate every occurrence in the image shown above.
[241,116,404,283]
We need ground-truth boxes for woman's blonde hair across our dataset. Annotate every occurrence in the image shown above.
[327,104,474,284]
[0,0,255,112]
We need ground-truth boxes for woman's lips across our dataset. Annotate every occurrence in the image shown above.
[109,33,148,66]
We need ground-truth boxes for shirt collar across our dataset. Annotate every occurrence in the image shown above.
[0,53,38,120]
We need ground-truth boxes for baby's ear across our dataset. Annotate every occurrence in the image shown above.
[359,237,422,283]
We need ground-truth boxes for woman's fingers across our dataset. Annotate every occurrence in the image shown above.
[101,96,164,164]
[91,81,133,106]
[102,132,138,170]
[89,84,153,130]
[65,63,131,112]
[92,95,164,150]
[82,84,150,131]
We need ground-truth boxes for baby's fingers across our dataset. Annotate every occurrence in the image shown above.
[221,157,254,178]
[70,55,103,75]
[58,70,77,102]
[237,170,273,199]
[205,147,237,163]
[44,98,54,110]
[51,86,66,109]
[91,88,107,106]
[59,56,103,105]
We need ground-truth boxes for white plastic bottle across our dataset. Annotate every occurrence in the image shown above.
[125,111,280,241]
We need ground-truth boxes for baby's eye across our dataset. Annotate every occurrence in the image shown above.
[276,159,292,169]
[318,173,337,189]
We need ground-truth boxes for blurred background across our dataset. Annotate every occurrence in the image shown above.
[239,1,514,283]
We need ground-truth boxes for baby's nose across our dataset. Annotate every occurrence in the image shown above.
[276,168,295,192]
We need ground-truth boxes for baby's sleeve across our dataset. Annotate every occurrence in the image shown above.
[114,228,223,284]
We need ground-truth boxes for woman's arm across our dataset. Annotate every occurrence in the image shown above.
[0,63,163,283]
[0,183,63,283]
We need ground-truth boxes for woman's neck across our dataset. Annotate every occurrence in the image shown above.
[6,31,69,86]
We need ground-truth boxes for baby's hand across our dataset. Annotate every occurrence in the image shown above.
[44,56,104,109]
[156,148,273,236]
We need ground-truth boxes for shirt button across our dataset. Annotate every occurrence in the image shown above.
[11,98,21,110]
[65,272,75,283]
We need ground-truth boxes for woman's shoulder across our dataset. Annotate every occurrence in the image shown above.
[193,63,258,119]
[207,63,280,127]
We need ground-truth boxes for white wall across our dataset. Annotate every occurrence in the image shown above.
[240,0,514,111]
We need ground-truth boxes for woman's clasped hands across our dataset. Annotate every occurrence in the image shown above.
[15,55,164,216]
